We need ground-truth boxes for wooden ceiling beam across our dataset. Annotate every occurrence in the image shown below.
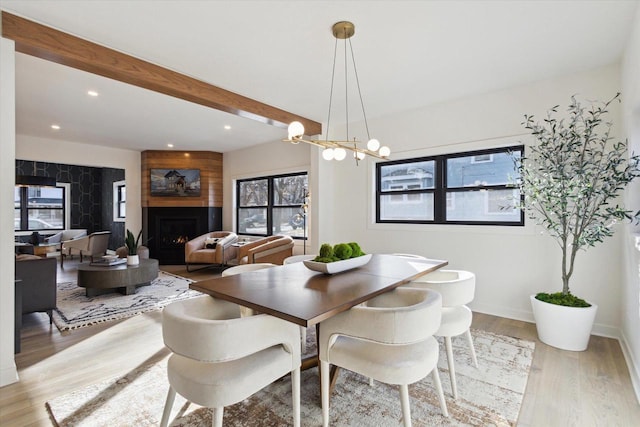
[1,11,322,136]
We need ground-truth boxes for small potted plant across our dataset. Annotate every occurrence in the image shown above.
[125,229,142,266]
[514,93,639,351]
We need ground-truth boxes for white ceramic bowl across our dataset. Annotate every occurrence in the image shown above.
[303,254,372,274]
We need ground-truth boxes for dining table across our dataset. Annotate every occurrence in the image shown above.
[190,253,448,374]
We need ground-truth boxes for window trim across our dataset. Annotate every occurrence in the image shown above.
[376,145,524,226]
[236,171,308,239]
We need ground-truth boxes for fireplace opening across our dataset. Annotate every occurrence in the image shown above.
[144,207,222,264]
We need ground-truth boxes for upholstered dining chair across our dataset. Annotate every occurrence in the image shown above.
[319,287,448,427]
[222,263,308,352]
[403,269,477,399]
[160,295,301,427]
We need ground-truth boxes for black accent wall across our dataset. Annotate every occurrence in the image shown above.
[15,160,125,250]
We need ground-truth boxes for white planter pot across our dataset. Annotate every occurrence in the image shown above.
[127,255,140,266]
[530,294,598,351]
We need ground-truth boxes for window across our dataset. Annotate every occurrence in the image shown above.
[237,172,308,239]
[14,184,66,231]
[113,180,126,222]
[376,146,523,225]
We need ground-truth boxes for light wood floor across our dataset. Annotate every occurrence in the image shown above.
[1,258,638,426]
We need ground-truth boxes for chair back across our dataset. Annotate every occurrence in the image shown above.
[86,231,111,256]
[408,270,475,307]
[283,254,316,264]
[359,288,443,343]
[162,295,300,364]
[222,263,276,276]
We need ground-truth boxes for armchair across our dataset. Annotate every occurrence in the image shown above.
[60,231,111,267]
[237,235,294,265]
[185,231,238,272]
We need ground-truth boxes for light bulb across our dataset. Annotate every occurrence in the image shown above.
[367,138,380,151]
[379,146,391,157]
[288,121,305,139]
[334,148,347,161]
[354,151,366,160]
[322,148,335,160]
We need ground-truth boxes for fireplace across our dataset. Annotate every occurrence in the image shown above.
[144,207,222,264]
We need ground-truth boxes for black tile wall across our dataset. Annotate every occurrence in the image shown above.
[16,160,125,250]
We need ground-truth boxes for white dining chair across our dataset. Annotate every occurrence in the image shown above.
[403,269,477,399]
[222,262,308,352]
[283,254,316,264]
[319,287,448,427]
[391,253,427,259]
[160,295,301,427]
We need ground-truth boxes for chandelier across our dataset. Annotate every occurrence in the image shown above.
[285,21,390,164]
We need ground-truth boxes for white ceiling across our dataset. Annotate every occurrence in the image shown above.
[2,0,638,153]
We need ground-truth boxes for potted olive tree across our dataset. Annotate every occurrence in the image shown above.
[515,93,640,351]
[125,229,142,266]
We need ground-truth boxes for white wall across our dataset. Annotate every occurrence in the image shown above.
[621,4,640,402]
[0,37,18,386]
[324,63,624,337]
[15,134,142,238]
[225,64,627,340]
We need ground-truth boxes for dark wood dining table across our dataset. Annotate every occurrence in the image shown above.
[190,254,448,370]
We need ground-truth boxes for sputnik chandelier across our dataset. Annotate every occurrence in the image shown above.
[285,21,390,165]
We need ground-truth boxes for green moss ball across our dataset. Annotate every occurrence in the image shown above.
[333,243,353,260]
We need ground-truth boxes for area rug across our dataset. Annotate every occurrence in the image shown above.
[46,329,535,426]
[52,271,199,331]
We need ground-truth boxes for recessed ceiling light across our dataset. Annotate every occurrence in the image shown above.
[224,125,231,130]
[51,124,60,130]
[167,143,174,148]
[87,90,99,97]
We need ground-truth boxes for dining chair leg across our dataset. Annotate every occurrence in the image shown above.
[213,407,224,427]
[444,336,458,399]
[160,386,176,427]
[320,361,330,427]
[431,368,449,417]
[465,329,478,368]
[399,384,412,427]
[292,367,301,427]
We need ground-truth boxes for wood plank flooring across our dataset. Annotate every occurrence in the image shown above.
[1,258,638,426]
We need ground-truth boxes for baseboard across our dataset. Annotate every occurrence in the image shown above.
[619,330,640,404]
[0,363,19,387]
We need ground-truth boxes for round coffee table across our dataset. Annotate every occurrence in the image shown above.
[77,258,159,297]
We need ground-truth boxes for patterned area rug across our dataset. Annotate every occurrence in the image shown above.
[46,329,534,426]
[53,271,199,331]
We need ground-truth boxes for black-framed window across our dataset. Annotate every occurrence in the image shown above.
[376,146,523,225]
[14,185,66,231]
[237,172,308,239]
[116,183,126,219]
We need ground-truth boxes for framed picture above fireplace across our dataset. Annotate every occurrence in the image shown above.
[150,168,201,197]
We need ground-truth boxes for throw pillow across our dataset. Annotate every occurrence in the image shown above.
[204,237,221,249]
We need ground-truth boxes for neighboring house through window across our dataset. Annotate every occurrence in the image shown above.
[376,146,523,225]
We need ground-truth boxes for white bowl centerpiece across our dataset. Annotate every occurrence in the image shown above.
[303,242,371,274]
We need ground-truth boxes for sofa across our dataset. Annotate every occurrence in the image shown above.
[45,229,88,245]
[237,235,294,265]
[15,255,57,353]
